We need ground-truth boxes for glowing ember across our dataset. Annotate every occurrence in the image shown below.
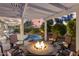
[35,41,46,49]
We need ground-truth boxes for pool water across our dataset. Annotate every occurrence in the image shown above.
[24,34,42,41]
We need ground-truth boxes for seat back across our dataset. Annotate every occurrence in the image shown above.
[9,34,17,44]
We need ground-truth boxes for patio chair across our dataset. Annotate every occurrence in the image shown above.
[76,50,79,56]
[5,45,25,56]
[0,43,4,56]
[9,34,18,48]
[64,35,71,45]
[69,51,75,56]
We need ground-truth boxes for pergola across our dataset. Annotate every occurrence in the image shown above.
[0,3,78,51]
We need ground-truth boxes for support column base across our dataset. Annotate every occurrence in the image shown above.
[16,40,24,45]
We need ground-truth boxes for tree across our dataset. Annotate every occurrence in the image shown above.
[14,26,20,33]
[51,24,67,36]
[40,23,44,33]
[67,19,76,51]
[67,19,76,37]
[31,28,40,34]
[47,19,53,33]
[24,21,33,33]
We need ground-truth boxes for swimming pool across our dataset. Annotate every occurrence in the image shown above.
[24,34,42,41]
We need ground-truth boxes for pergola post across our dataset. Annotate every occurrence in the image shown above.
[19,18,24,44]
[44,20,47,41]
[19,4,28,44]
[74,5,79,51]
[71,4,79,51]
[76,11,79,51]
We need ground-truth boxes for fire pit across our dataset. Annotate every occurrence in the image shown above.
[34,41,47,50]
[26,41,54,55]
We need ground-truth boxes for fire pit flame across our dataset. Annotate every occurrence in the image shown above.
[35,41,46,49]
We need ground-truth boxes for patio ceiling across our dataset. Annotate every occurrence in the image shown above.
[23,3,77,20]
[0,3,77,26]
[0,3,25,18]
[0,3,25,26]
